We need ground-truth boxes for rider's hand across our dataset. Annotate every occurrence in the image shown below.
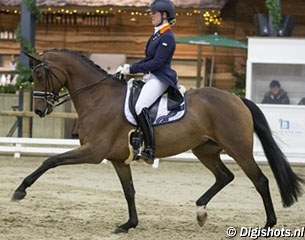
[116,65,123,74]
[120,64,130,75]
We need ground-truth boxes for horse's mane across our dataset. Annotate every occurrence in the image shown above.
[44,48,123,83]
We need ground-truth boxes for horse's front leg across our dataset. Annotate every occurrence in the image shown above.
[111,161,138,233]
[12,145,100,201]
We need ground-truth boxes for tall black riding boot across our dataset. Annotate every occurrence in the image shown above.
[136,108,155,164]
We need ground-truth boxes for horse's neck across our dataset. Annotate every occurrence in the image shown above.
[69,76,125,120]
[67,68,103,95]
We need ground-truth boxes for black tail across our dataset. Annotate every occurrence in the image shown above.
[241,97,304,207]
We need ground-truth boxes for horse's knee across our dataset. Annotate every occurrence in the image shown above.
[216,170,234,187]
[42,156,58,168]
[224,171,234,184]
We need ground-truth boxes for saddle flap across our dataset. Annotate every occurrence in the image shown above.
[128,80,145,118]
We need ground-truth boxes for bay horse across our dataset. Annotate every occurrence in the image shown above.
[12,49,304,233]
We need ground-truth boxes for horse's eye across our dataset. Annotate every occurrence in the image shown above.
[35,69,44,81]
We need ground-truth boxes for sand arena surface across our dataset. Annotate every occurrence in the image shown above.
[0,156,305,240]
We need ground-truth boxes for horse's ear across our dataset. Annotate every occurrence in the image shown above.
[22,51,42,66]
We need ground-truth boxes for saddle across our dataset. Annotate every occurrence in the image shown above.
[124,79,186,164]
[124,79,186,126]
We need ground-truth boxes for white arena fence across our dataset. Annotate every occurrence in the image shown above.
[0,137,234,168]
[0,137,79,159]
[0,137,304,166]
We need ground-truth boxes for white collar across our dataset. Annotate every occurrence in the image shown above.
[154,23,169,34]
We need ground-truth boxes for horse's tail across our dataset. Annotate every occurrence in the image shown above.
[241,97,304,207]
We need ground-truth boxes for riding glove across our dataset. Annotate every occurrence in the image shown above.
[119,64,130,75]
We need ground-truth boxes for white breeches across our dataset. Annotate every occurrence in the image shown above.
[135,73,169,115]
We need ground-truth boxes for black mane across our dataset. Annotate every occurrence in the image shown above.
[43,48,126,84]
[44,48,110,75]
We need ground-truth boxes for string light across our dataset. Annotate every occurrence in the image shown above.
[203,9,222,26]
[0,7,222,26]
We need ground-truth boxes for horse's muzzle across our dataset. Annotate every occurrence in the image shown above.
[34,102,53,118]
[35,109,45,118]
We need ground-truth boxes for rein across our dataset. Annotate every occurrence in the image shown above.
[32,55,119,109]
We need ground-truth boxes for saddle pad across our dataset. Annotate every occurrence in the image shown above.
[124,79,186,126]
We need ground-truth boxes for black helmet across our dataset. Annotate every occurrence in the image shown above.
[148,0,175,20]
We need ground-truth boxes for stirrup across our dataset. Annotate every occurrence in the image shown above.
[125,129,143,165]
[138,148,155,165]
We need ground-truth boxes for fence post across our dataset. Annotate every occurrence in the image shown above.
[22,91,32,137]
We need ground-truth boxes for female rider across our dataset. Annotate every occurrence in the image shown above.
[118,0,178,164]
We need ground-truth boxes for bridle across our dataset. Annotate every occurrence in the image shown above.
[32,54,115,109]
[32,55,70,108]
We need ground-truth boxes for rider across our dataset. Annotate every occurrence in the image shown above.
[118,0,178,164]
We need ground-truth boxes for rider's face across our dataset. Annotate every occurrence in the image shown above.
[150,11,162,26]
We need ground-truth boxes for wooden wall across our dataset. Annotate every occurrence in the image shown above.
[0,93,70,138]
[1,0,305,90]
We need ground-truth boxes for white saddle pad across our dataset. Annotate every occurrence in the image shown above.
[124,79,186,126]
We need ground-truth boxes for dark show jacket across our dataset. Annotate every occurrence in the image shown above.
[130,25,178,89]
[261,89,290,104]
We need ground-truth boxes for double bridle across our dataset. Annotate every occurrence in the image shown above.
[32,55,70,108]
[32,54,115,109]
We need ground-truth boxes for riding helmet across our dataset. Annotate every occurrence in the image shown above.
[148,0,175,23]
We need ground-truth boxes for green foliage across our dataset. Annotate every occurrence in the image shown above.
[15,26,36,54]
[15,26,34,91]
[230,87,246,97]
[16,61,34,90]
[266,0,282,29]
[25,0,43,21]
[230,64,246,97]
[0,84,18,93]
[14,0,42,91]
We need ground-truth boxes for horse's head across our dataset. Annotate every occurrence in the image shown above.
[25,52,68,118]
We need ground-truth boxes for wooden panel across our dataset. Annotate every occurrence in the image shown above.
[0,94,18,137]
[2,0,305,90]
[0,93,68,138]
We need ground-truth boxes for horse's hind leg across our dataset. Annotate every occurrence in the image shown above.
[228,149,277,228]
[192,141,234,227]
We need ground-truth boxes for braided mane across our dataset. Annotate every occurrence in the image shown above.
[44,48,110,75]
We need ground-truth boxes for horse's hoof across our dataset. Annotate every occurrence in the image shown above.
[113,226,128,234]
[196,206,208,227]
[11,191,26,201]
[264,218,277,229]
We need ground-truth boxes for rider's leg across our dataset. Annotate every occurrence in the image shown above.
[135,75,168,164]
[136,107,155,164]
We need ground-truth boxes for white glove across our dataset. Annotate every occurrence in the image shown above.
[116,65,123,73]
[120,64,130,75]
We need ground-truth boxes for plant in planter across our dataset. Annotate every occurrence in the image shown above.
[266,0,282,36]
[15,0,42,92]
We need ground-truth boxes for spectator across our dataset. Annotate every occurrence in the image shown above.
[261,80,290,104]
